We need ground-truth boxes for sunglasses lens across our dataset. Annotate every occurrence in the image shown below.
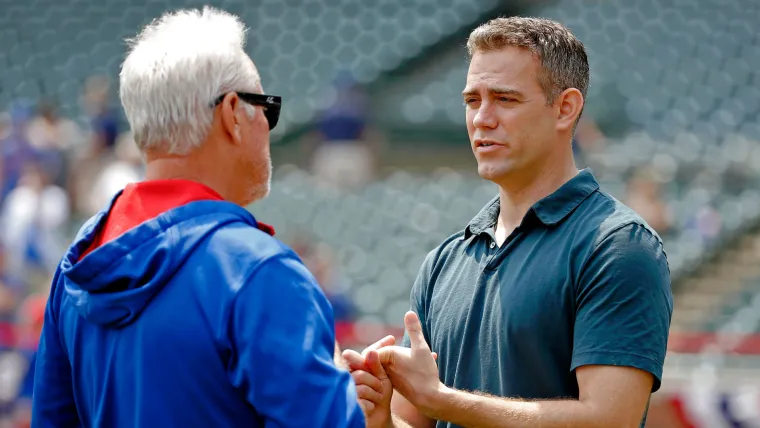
[266,108,280,130]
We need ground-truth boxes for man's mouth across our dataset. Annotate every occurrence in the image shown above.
[475,139,504,148]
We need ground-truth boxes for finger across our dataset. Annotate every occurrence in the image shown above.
[404,311,430,351]
[362,335,396,356]
[376,346,396,367]
[342,349,366,371]
[432,352,438,361]
[351,370,382,393]
[356,384,383,404]
[358,399,375,414]
[365,350,389,381]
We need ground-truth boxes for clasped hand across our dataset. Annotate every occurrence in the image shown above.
[343,312,442,427]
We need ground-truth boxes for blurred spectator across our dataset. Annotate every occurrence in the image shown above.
[15,293,45,350]
[687,205,723,243]
[15,292,46,389]
[0,266,19,351]
[310,71,377,190]
[0,101,37,204]
[625,166,672,235]
[0,161,70,281]
[0,246,23,300]
[293,240,356,322]
[0,293,46,428]
[68,75,122,215]
[82,75,120,155]
[0,283,17,324]
[681,170,724,243]
[26,98,82,151]
[0,287,33,426]
[87,132,144,214]
[26,98,84,187]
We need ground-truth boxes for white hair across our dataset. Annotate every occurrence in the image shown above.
[120,6,259,154]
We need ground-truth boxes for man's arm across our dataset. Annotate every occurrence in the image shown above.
[32,276,81,427]
[379,317,652,428]
[391,393,435,428]
[391,414,415,428]
[426,365,652,428]
[227,254,364,428]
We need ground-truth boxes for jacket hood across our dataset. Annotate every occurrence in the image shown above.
[60,196,260,328]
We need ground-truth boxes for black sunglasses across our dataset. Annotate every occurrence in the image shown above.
[213,92,282,130]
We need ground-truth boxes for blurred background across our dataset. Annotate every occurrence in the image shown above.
[0,0,758,426]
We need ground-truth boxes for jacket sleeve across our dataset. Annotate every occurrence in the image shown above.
[226,253,365,428]
[32,272,81,428]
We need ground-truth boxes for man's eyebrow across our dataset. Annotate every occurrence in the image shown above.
[462,87,524,97]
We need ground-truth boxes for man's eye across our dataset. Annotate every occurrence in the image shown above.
[464,98,478,106]
[499,97,516,103]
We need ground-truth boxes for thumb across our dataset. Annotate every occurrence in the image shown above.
[376,346,396,368]
[404,311,429,351]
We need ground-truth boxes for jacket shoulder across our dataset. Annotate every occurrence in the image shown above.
[207,223,293,262]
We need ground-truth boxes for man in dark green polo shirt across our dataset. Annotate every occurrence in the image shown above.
[344,16,673,428]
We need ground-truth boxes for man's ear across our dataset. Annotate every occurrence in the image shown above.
[219,92,242,145]
[555,88,584,133]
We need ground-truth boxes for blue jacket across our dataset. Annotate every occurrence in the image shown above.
[32,199,365,428]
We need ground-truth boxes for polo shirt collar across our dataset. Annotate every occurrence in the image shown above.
[464,169,600,238]
[532,169,600,225]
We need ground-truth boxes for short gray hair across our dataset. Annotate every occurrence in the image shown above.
[467,17,589,107]
[120,6,259,154]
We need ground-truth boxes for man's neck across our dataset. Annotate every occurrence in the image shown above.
[494,162,579,244]
[144,155,235,204]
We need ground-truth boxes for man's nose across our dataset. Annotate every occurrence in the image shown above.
[472,103,497,129]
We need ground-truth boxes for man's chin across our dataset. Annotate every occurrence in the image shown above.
[245,160,273,205]
[246,182,271,206]
[259,182,271,200]
[477,165,509,183]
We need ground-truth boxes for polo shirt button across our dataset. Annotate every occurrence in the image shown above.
[490,242,496,249]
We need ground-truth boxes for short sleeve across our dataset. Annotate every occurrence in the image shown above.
[572,223,673,392]
[402,249,436,348]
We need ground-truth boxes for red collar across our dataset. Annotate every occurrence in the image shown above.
[256,221,276,236]
[110,179,275,236]
[81,179,274,259]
